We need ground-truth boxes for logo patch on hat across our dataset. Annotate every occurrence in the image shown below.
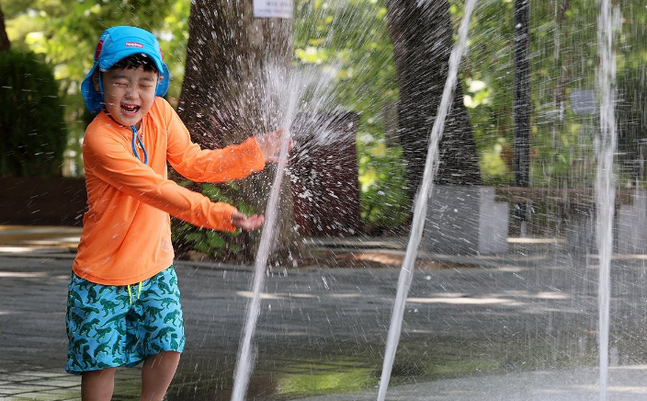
[94,39,104,61]
[125,41,144,48]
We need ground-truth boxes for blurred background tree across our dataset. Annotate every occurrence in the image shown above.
[0,50,66,177]
[385,0,482,205]
[0,2,66,178]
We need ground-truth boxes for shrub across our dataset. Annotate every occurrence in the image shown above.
[171,181,253,261]
[0,50,67,177]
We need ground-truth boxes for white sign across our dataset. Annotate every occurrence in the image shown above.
[570,90,597,115]
[254,0,293,18]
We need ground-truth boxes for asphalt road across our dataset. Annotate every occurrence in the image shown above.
[3,241,647,400]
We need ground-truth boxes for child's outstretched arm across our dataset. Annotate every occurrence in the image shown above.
[163,101,284,183]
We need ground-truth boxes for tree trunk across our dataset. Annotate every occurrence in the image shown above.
[177,0,301,264]
[384,0,481,203]
[0,4,11,53]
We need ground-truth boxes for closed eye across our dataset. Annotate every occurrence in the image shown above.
[140,78,156,88]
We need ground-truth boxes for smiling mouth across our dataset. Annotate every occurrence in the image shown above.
[121,104,140,114]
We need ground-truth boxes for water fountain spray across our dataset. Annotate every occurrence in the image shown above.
[229,125,291,401]
[376,1,478,400]
[596,0,619,399]
[229,65,337,401]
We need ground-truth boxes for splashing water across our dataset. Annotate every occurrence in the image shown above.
[596,1,619,399]
[229,65,338,401]
[229,117,290,401]
[375,1,477,400]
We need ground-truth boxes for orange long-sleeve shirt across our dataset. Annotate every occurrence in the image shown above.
[72,98,265,285]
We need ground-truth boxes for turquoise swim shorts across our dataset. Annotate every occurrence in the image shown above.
[65,266,185,374]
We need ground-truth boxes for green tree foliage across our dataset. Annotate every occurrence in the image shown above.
[615,2,647,183]
[0,50,66,177]
[459,0,647,188]
[458,0,515,185]
[171,181,253,261]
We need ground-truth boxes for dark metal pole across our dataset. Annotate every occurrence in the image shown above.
[513,0,531,221]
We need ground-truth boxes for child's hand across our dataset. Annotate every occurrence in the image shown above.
[231,211,265,231]
[256,129,290,163]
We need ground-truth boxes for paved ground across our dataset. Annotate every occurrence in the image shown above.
[3,226,647,400]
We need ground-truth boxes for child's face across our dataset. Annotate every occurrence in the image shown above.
[98,66,159,128]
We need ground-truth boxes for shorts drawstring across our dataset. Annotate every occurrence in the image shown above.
[127,282,143,305]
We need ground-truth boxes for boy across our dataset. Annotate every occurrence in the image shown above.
[67,26,281,401]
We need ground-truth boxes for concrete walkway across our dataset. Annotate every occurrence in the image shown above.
[292,366,647,401]
[3,226,647,400]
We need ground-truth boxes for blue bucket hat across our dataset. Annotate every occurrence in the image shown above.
[81,26,170,114]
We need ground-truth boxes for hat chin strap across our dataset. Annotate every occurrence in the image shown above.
[131,125,148,164]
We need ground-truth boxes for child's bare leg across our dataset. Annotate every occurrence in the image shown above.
[81,368,118,401]
[140,351,181,401]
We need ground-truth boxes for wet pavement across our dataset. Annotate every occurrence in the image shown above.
[3,226,647,400]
